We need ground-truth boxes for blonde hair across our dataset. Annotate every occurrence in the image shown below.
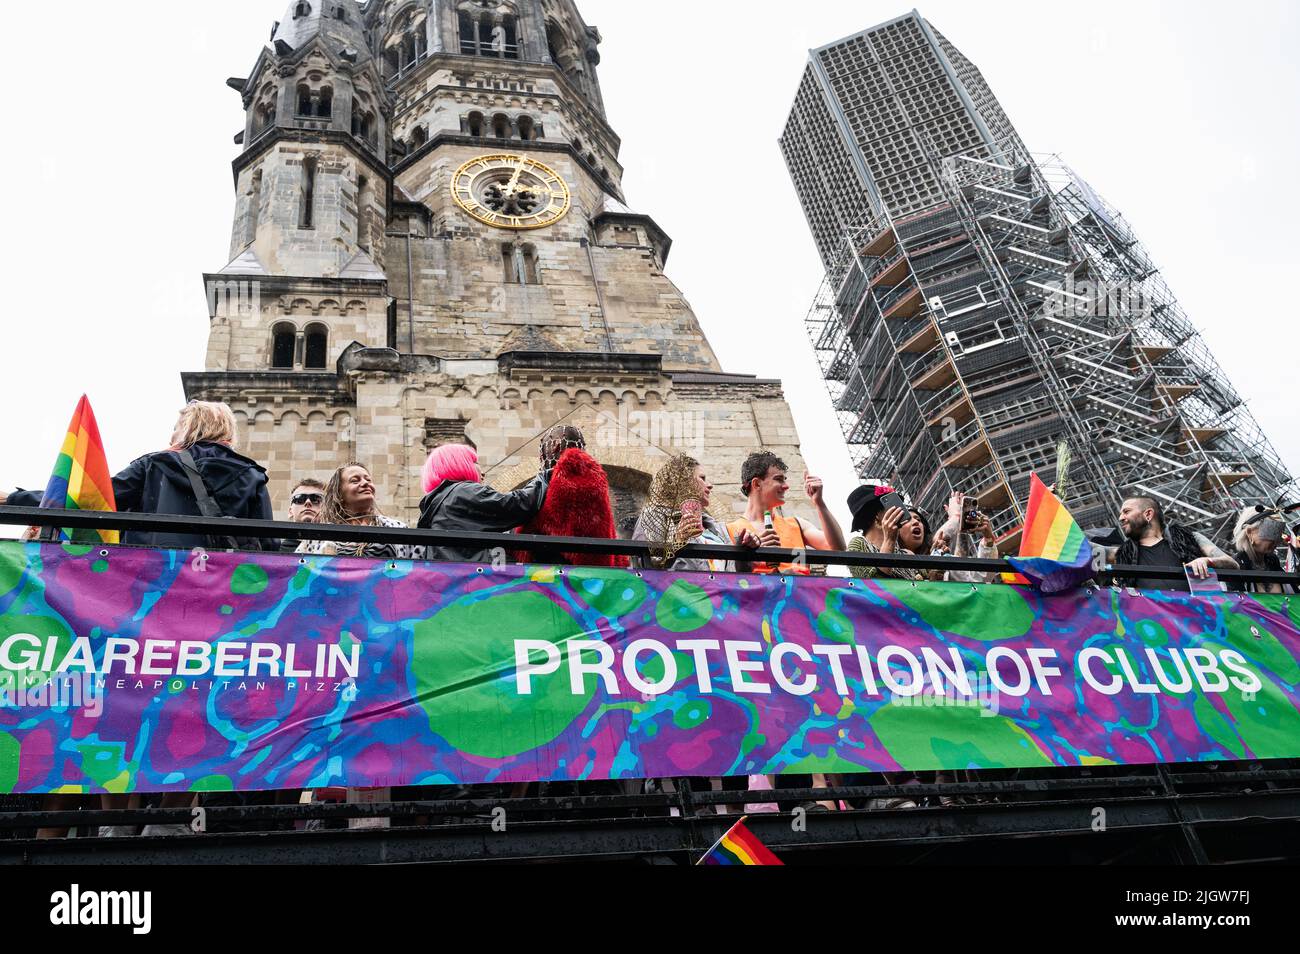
[170,401,237,450]
[1233,508,1254,556]
[1233,506,1282,562]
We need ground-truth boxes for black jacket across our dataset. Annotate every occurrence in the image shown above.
[1115,523,1203,566]
[417,476,548,565]
[1113,523,1204,588]
[1230,549,1285,594]
[9,442,274,551]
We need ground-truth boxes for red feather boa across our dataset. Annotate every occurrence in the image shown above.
[513,448,629,568]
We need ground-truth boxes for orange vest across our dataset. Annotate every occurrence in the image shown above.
[728,514,811,576]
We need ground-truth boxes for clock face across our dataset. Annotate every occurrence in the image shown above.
[451,154,571,230]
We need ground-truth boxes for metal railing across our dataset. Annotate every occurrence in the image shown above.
[877,275,922,316]
[458,42,521,59]
[1,507,1296,589]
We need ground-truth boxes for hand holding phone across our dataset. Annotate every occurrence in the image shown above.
[1184,559,1224,595]
[881,507,907,544]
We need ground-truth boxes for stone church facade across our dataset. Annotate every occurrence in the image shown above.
[184,0,811,529]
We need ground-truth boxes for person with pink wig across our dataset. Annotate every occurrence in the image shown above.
[417,442,548,565]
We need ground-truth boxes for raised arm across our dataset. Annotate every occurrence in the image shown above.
[801,475,847,552]
[465,476,550,532]
[939,491,967,556]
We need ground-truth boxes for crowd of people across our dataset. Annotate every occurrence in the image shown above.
[1,399,1295,836]
[3,400,1291,593]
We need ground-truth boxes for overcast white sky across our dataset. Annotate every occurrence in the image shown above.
[1,0,1296,538]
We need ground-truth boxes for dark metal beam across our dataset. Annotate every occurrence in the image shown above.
[6,790,1298,866]
[1,506,1295,585]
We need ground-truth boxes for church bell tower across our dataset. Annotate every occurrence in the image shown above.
[186,0,814,529]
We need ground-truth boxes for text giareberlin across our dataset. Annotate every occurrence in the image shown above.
[0,634,360,681]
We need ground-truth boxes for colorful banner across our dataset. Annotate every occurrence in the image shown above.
[1,540,1298,794]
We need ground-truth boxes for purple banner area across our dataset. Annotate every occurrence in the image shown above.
[1,540,1298,794]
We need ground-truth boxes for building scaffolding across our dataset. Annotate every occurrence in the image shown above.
[790,14,1296,546]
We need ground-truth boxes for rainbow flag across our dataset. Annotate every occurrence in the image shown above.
[697,817,783,866]
[1005,473,1094,594]
[39,395,119,545]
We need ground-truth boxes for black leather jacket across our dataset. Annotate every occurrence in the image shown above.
[8,442,274,550]
[417,476,548,565]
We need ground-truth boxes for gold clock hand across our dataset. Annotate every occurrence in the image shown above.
[503,155,529,197]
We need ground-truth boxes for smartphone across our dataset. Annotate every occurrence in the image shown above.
[879,492,907,515]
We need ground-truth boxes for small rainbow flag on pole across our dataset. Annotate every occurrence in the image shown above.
[39,395,119,545]
[696,816,784,866]
[1005,473,1094,594]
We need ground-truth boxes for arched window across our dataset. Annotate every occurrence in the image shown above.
[334,7,346,20]
[502,16,519,59]
[254,102,274,134]
[546,20,585,91]
[492,113,511,139]
[294,2,311,19]
[458,11,476,55]
[522,244,540,285]
[466,111,485,137]
[299,156,317,229]
[502,242,541,285]
[351,101,374,144]
[410,126,427,148]
[316,87,333,119]
[304,323,329,370]
[272,323,297,369]
[357,174,371,250]
[517,115,535,141]
[605,467,653,537]
[547,21,565,65]
[246,169,263,245]
[459,4,520,57]
[296,85,313,117]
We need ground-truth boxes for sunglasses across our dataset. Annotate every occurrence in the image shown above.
[291,494,324,507]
